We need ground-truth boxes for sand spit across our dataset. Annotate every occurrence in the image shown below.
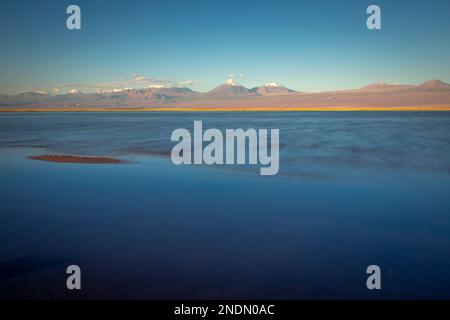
[28,155,128,164]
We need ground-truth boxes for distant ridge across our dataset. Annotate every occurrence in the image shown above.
[204,79,255,98]
[1,79,449,108]
[254,83,296,96]
[359,81,414,92]
[415,80,450,91]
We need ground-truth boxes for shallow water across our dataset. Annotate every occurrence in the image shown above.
[1,112,450,299]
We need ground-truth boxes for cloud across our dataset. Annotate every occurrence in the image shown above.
[229,73,245,79]
[178,80,198,86]
[54,74,198,93]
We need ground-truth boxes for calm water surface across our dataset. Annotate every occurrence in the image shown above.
[1,112,450,299]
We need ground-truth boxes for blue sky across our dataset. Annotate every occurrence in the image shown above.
[0,0,449,94]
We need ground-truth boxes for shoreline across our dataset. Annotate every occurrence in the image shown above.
[1,106,450,112]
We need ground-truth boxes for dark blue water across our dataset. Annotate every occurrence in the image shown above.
[1,112,450,299]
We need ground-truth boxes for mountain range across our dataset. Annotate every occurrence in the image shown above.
[1,79,450,109]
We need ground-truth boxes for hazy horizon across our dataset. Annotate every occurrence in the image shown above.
[2,78,449,96]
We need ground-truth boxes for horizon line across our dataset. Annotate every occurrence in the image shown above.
[2,79,449,97]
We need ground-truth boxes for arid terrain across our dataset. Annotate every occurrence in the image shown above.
[1,80,450,110]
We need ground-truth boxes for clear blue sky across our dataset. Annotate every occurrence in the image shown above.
[1,0,449,94]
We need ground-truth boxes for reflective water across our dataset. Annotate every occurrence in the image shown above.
[1,112,450,299]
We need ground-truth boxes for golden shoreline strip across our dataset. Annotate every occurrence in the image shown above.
[1,106,450,112]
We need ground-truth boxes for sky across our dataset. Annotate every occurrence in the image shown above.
[0,0,450,94]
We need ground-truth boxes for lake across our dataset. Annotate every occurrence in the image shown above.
[1,111,450,299]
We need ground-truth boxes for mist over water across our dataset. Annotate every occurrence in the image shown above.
[1,112,450,299]
[1,112,450,180]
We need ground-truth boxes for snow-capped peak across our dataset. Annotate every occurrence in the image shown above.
[224,78,238,86]
[98,88,132,93]
[265,82,282,88]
